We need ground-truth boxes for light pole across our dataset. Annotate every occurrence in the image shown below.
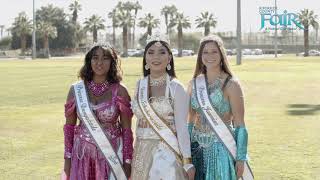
[236,0,242,65]
[0,25,4,38]
[274,0,278,58]
[32,0,36,59]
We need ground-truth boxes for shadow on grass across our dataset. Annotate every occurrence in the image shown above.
[287,104,320,116]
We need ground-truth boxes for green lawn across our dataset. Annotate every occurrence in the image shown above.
[0,55,319,179]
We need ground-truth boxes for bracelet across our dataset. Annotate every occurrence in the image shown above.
[183,158,192,165]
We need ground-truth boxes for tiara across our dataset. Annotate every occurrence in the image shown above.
[146,30,170,45]
[200,35,224,47]
[90,41,113,49]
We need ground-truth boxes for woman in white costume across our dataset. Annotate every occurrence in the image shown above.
[130,32,195,180]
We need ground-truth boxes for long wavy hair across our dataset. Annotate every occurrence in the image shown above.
[142,41,176,78]
[193,39,233,78]
[79,45,122,83]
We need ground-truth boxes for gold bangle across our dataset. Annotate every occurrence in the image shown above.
[183,158,192,165]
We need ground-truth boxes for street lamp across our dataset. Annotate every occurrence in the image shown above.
[274,0,278,58]
[0,25,4,38]
[236,0,242,65]
[32,0,36,59]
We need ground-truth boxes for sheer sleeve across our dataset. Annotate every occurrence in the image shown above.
[171,80,192,158]
[63,85,77,159]
[115,84,134,163]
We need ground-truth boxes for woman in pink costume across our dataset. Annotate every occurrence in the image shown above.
[62,43,133,180]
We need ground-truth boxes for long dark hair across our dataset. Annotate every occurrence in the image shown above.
[142,41,176,78]
[79,46,122,83]
[193,40,233,78]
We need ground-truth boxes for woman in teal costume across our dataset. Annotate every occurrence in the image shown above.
[187,35,250,180]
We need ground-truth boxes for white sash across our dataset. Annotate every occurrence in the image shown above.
[194,76,254,180]
[137,75,182,158]
[73,81,127,180]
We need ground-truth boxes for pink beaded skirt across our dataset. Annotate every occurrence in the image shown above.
[69,127,122,180]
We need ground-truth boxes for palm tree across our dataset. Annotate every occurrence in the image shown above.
[36,4,67,26]
[69,0,82,23]
[11,12,32,55]
[161,5,177,35]
[84,15,105,43]
[169,12,191,57]
[131,1,142,48]
[121,1,134,48]
[138,13,160,35]
[116,2,133,57]
[37,21,57,58]
[108,8,119,46]
[69,1,82,49]
[195,11,217,36]
[70,22,84,48]
[298,9,319,57]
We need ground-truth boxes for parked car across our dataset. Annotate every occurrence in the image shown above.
[232,49,237,55]
[253,49,263,55]
[242,49,252,55]
[298,49,320,56]
[127,49,137,57]
[182,49,194,56]
[171,49,178,56]
[226,49,233,56]
[131,49,144,57]
[309,49,320,56]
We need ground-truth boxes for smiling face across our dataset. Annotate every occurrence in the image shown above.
[201,41,222,70]
[145,42,171,74]
[91,47,111,78]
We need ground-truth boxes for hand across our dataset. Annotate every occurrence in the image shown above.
[123,162,131,178]
[235,160,244,179]
[63,159,71,179]
[186,166,195,180]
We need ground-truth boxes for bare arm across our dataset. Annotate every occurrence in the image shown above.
[226,79,247,178]
[226,79,245,127]
[187,80,197,125]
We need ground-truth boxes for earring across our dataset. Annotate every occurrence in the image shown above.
[166,64,171,70]
[145,64,150,70]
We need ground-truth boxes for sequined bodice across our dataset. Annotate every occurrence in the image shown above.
[77,95,121,144]
[190,78,232,148]
[131,96,176,132]
[91,101,118,124]
[191,79,231,116]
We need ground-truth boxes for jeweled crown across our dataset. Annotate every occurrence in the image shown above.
[146,30,170,45]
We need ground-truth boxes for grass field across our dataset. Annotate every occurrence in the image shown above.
[0,55,319,179]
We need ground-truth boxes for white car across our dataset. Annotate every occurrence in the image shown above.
[171,49,178,56]
[242,49,252,55]
[309,49,320,56]
[253,49,263,55]
[182,50,194,56]
[298,50,320,56]
[127,49,137,57]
